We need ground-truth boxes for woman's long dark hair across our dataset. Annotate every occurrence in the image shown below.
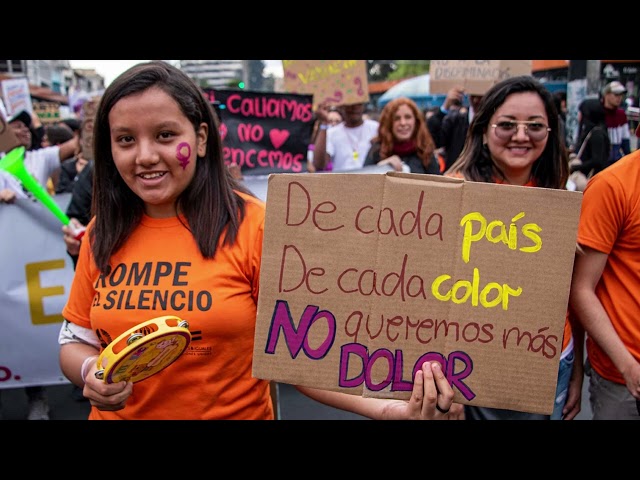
[90,61,252,274]
[446,76,569,189]
[576,97,608,150]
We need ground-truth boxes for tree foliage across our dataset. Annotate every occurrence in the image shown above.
[386,60,430,80]
[367,60,397,82]
[366,60,430,82]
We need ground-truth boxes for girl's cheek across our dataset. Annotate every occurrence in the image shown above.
[176,142,191,170]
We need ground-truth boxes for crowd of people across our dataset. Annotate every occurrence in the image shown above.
[1,60,639,420]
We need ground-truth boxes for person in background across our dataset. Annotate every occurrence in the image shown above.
[41,123,74,148]
[425,105,450,172]
[553,90,569,148]
[624,94,639,135]
[63,160,93,255]
[29,111,45,150]
[0,110,78,420]
[569,122,640,420]
[55,147,89,194]
[312,102,379,172]
[327,107,343,127]
[445,75,583,420]
[364,96,441,174]
[61,117,81,138]
[426,86,464,148]
[58,61,460,420]
[42,122,75,193]
[61,156,93,402]
[307,108,343,173]
[569,98,610,187]
[2,110,79,190]
[424,106,440,122]
[601,80,631,165]
[440,92,484,171]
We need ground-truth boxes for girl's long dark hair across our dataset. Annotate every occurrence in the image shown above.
[446,75,569,189]
[90,61,253,274]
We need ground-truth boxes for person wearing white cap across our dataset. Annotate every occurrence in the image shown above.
[1,110,79,197]
[601,80,631,165]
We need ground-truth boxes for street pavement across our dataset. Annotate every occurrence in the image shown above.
[1,376,592,420]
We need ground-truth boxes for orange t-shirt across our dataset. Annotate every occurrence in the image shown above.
[577,150,640,384]
[445,170,573,353]
[63,192,273,419]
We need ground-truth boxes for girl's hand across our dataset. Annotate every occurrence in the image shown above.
[380,362,460,420]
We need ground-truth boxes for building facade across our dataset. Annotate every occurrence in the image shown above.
[0,60,105,123]
[180,60,244,89]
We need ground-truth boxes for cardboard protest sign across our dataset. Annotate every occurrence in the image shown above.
[205,89,314,175]
[33,101,61,124]
[430,60,532,96]
[1,77,33,115]
[253,172,582,415]
[282,60,369,108]
[80,96,101,161]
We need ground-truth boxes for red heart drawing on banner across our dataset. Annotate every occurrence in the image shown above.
[269,129,290,149]
[219,123,228,141]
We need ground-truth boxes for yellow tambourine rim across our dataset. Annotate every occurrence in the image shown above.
[96,315,192,384]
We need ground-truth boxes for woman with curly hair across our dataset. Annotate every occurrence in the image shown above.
[364,97,441,174]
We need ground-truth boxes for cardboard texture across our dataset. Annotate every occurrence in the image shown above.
[282,60,370,108]
[80,96,101,161]
[33,101,61,124]
[430,61,533,96]
[253,172,582,415]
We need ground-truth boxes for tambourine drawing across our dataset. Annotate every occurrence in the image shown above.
[95,315,192,384]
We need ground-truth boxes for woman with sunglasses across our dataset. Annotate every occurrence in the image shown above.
[568,98,610,191]
[445,75,583,420]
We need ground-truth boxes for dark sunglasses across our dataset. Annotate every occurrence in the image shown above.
[491,120,551,142]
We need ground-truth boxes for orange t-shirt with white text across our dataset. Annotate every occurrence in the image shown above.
[63,192,272,419]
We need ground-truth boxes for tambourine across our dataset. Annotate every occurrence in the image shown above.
[95,315,192,384]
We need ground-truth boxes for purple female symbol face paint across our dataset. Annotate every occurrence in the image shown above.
[176,142,191,170]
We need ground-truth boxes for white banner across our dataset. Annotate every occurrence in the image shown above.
[0,193,75,389]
